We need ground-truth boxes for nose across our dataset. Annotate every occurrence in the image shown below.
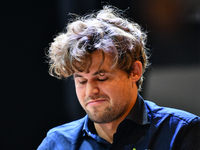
[85,82,99,97]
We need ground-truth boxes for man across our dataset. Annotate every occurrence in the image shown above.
[38,5,200,150]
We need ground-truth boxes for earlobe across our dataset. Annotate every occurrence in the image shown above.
[131,61,143,82]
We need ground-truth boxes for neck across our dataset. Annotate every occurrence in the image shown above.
[94,123,116,143]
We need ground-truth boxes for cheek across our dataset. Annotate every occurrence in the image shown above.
[102,83,122,100]
[75,87,85,106]
[109,80,132,102]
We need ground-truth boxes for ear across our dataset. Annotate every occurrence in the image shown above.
[130,60,143,82]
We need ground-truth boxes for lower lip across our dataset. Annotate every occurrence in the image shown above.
[87,100,107,106]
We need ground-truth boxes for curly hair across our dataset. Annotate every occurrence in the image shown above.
[48,5,150,91]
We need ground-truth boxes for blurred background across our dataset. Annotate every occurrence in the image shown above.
[1,0,199,149]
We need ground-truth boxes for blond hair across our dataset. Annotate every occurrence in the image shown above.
[48,5,149,91]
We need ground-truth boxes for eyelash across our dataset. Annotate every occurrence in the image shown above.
[79,77,108,84]
[98,77,108,82]
[79,81,87,84]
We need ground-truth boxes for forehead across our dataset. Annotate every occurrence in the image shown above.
[75,50,114,75]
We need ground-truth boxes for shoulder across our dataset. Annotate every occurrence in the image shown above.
[144,100,200,125]
[37,116,87,150]
[144,100,200,149]
[47,115,87,141]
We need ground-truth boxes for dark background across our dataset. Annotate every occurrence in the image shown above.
[1,0,200,149]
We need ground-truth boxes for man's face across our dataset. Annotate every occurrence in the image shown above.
[74,51,137,124]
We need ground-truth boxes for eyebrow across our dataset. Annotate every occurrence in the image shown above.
[74,69,109,78]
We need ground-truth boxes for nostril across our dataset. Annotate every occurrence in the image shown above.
[93,87,99,94]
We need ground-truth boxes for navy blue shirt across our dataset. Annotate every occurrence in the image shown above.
[37,95,200,150]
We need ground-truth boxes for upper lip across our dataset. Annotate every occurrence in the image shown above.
[86,99,108,105]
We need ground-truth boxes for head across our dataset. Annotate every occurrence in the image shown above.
[48,5,149,91]
[47,6,150,123]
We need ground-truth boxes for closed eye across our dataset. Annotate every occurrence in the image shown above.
[98,77,108,82]
[79,80,87,84]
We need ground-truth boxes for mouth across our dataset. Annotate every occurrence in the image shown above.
[86,99,108,107]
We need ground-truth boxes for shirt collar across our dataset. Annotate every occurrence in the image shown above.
[125,94,149,125]
[82,116,110,144]
[82,115,92,135]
